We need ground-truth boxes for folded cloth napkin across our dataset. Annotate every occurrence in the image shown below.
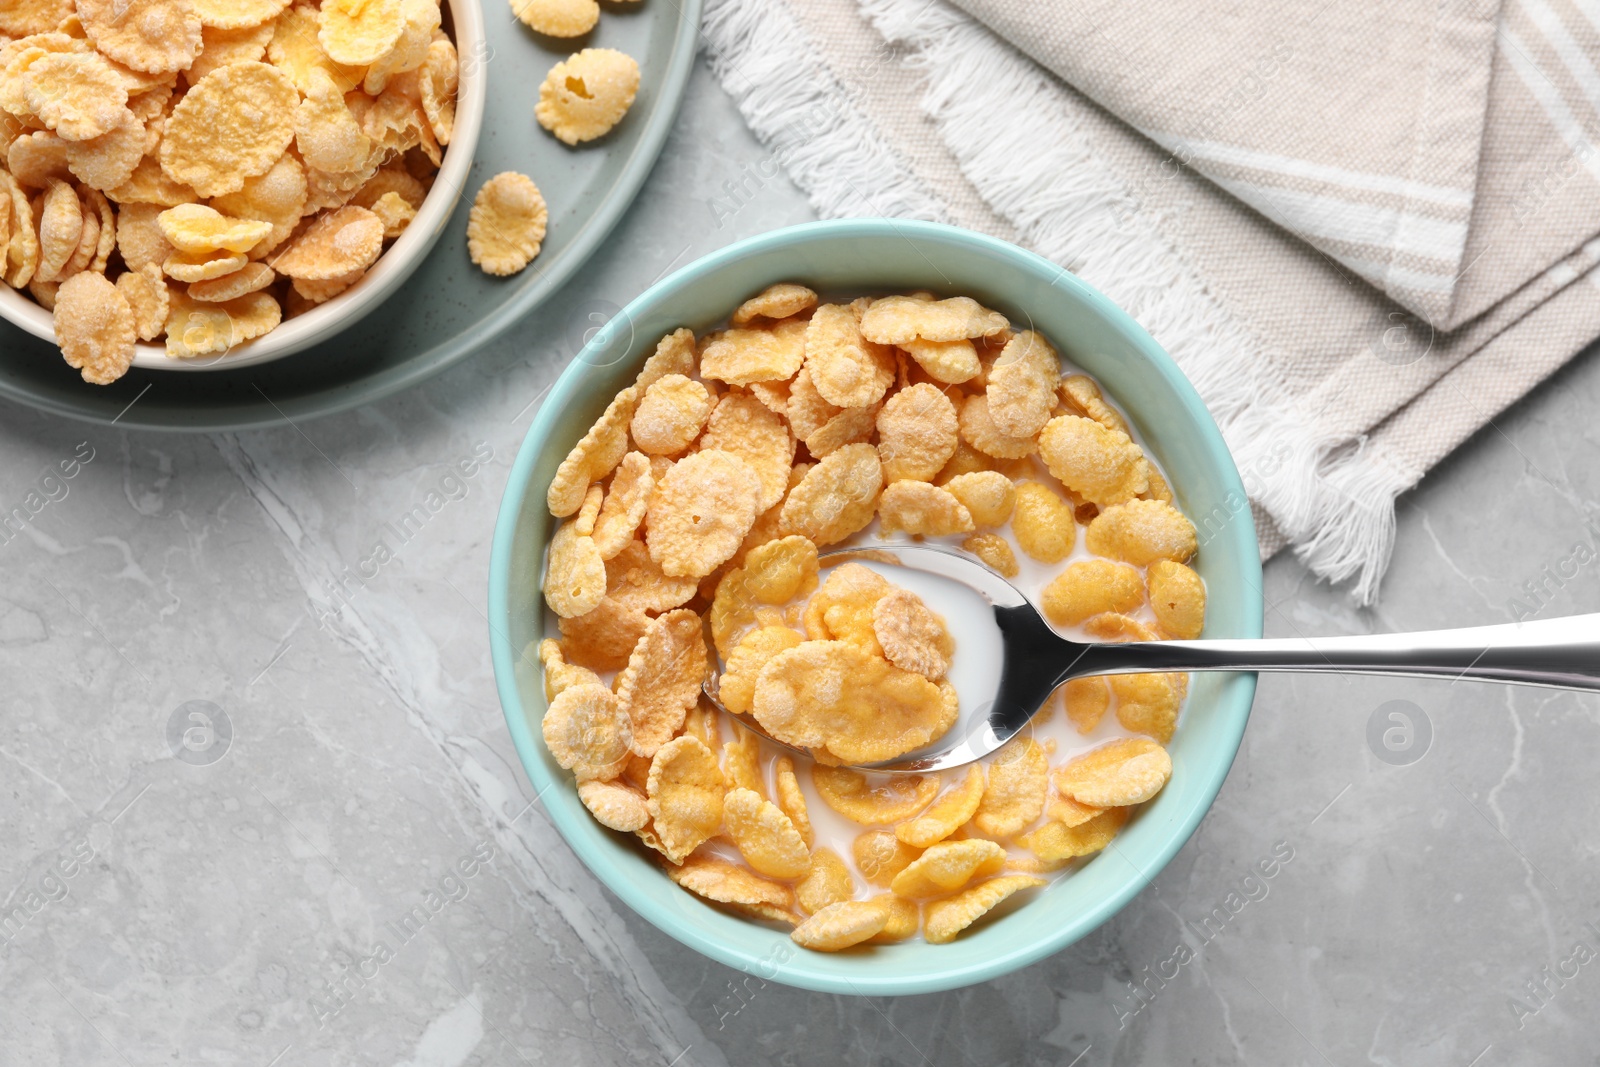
[701,0,1600,601]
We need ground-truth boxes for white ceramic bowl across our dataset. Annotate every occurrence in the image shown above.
[0,0,486,373]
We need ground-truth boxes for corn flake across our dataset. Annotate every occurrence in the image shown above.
[630,373,711,456]
[852,830,920,888]
[889,838,1005,898]
[668,854,794,918]
[941,471,1014,528]
[1012,481,1077,563]
[509,0,598,36]
[812,766,938,826]
[859,295,1008,345]
[700,393,794,511]
[986,330,1058,438]
[791,899,888,952]
[795,847,853,914]
[535,47,639,145]
[876,382,958,483]
[557,596,649,672]
[317,0,403,65]
[724,788,811,879]
[773,755,814,847]
[24,51,130,142]
[1062,675,1110,733]
[801,561,887,649]
[870,894,919,942]
[1040,559,1144,627]
[878,480,974,538]
[895,764,984,848]
[923,875,1044,943]
[538,637,602,700]
[732,282,816,326]
[753,640,952,764]
[577,778,649,832]
[1017,807,1129,867]
[1059,373,1129,433]
[1110,672,1183,744]
[1147,559,1205,639]
[604,538,698,614]
[1085,499,1198,566]
[959,394,1037,460]
[467,171,547,276]
[805,303,895,409]
[778,442,882,546]
[591,451,654,559]
[53,270,134,384]
[973,737,1047,837]
[717,625,802,715]
[645,735,724,863]
[547,385,637,516]
[872,588,953,681]
[961,531,1018,577]
[615,608,706,757]
[1038,414,1149,508]
[188,261,274,302]
[113,261,167,339]
[899,337,979,384]
[700,324,806,387]
[542,682,633,783]
[720,728,764,797]
[646,449,762,579]
[78,0,202,74]
[1054,738,1172,807]
[159,62,295,197]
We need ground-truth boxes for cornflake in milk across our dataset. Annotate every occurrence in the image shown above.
[536,284,1207,950]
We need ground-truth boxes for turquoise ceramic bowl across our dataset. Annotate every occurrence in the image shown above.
[489,220,1263,995]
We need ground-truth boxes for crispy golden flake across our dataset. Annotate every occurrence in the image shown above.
[724,788,812,879]
[791,899,889,951]
[467,171,547,276]
[647,450,763,578]
[812,766,939,825]
[542,682,632,783]
[631,373,712,456]
[754,640,953,764]
[548,386,638,517]
[615,609,706,757]
[700,393,794,512]
[578,778,649,832]
[53,270,135,384]
[668,855,794,917]
[1012,481,1077,563]
[973,737,1048,837]
[859,295,1008,345]
[878,480,974,538]
[1041,559,1144,627]
[895,765,984,848]
[889,839,1005,898]
[732,282,816,326]
[959,394,1037,460]
[1062,675,1111,734]
[805,302,895,409]
[778,443,882,546]
[645,735,725,863]
[1147,559,1205,638]
[700,324,807,387]
[535,47,639,145]
[985,330,1058,438]
[876,382,958,483]
[853,831,921,888]
[961,531,1018,577]
[795,847,853,914]
[871,588,953,681]
[1085,499,1197,565]
[1054,738,1172,807]
[923,875,1045,943]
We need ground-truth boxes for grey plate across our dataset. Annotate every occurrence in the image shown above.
[0,0,703,432]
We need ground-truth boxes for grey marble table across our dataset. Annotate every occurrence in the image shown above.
[4,56,1599,1067]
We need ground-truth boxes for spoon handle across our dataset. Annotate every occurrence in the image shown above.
[1061,612,1600,692]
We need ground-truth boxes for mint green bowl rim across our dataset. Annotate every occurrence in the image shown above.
[489,219,1264,995]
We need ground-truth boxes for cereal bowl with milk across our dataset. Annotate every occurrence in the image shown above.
[489,219,1262,994]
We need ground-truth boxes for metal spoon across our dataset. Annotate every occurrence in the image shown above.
[703,544,1600,774]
